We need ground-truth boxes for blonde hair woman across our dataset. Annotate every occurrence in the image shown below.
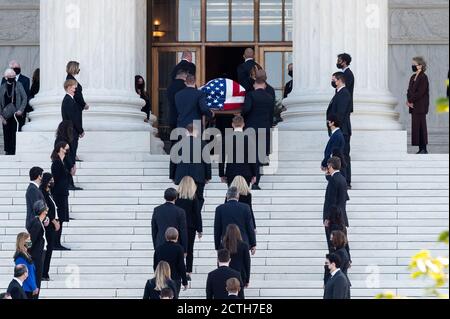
[231,176,256,231]
[175,176,202,280]
[13,232,38,299]
[143,261,178,300]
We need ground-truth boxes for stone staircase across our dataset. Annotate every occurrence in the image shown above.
[0,152,449,299]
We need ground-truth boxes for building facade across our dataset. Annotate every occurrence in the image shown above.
[0,0,448,153]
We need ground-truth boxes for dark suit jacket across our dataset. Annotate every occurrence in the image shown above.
[327,87,352,136]
[219,131,257,182]
[243,88,275,129]
[151,202,188,252]
[323,172,349,227]
[407,72,430,115]
[175,197,202,232]
[322,129,346,168]
[174,87,212,129]
[27,216,46,259]
[153,241,188,286]
[66,74,87,109]
[238,194,256,230]
[171,60,196,80]
[223,241,251,285]
[61,94,84,135]
[167,79,187,129]
[284,80,293,99]
[51,159,70,197]
[7,279,28,300]
[343,68,355,113]
[237,59,257,92]
[323,270,351,299]
[25,183,45,229]
[170,136,212,185]
[214,200,256,250]
[143,278,178,300]
[206,266,245,300]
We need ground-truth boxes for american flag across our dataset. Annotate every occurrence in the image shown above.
[200,78,246,111]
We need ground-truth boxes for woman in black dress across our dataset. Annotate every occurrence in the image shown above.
[39,173,60,280]
[222,224,251,288]
[51,142,71,251]
[230,176,257,231]
[135,75,151,122]
[143,261,178,300]
[176,176,202,281]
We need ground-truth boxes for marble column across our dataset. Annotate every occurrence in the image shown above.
[20,0,164,154]
[280,0,403,132]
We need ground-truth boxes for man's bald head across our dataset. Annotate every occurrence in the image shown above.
[182,51,193,63]
[244,48,254,60]
[9,60,20,69]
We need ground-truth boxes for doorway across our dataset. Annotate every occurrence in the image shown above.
[205,46,251,83]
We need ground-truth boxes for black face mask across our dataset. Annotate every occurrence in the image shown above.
[337,63,344,69]
[331,81,338,89]
[412,65,419,73]
[6,78,15,84]
[13,68,21,75]
[137,83,145,90]
[288,70,293,78]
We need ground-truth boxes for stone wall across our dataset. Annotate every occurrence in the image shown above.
[0,0,449,153]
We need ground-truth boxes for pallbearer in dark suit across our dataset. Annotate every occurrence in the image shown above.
[171,51,196,81]
[153,228,189,294]
[242,70,275,190]
[167,70,187,130]
[322,115,346,171]
[51,142,71,251]
[323,253,351,299]
[219,116,257,187]
[25,167,44,230]
[1,61,31,130]
[237,48,257,92]
[323,157,350,254]
[206,250,245,300]
[152,188,188,253]
[336,54,355,113]
[226,278,243,300]
[7,265,29,300]
[327,72,352,188]
[174,74,213,129]
[407,57,430,154]
[66,61,89,162]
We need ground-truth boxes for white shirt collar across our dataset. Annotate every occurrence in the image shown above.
[31,181,40,189]
[234,128,244,132]
[67,93,75,99]
[15,74,20,81]
[331,170,340,177]
[331,269,341,277]
[245,58,254,62]
[228,292,239,297]
[337,85,346,93]
[13,278,23,287]
[331,128,340,135]
[342,66,349,72]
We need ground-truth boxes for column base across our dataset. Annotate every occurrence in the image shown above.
[17,131,165,156]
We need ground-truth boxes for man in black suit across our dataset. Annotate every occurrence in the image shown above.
[27,200,49,294]
[170,124,212,213]
[151,188,188,253]
[2,60,31,130]
[219,115,257,187]
[327,72,352,188]
[214,187,256,253]
[174,74,213,129]
[168,70,187,131]
[25,167,44,229]
[153,228,189,294]
[321,115,346,170]
[225,278,242,300]
[323,157,350,253]
[7,265,29,300]
[283,63,294,99]
[336,53,355,113]
[242,70,275,190]
[171,51,196,81]
[206,249,245,300]
[61,79,84,163]
[237,48,257,92]
[323,253,351,299]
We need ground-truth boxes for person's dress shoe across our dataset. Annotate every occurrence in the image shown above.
[69,217,76,221]
[252,185,261,191]
[42,277,51,282]
[54,246,71,251]
[418,150,429,154]
[347,185,352,190]
[68,185,84,191]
